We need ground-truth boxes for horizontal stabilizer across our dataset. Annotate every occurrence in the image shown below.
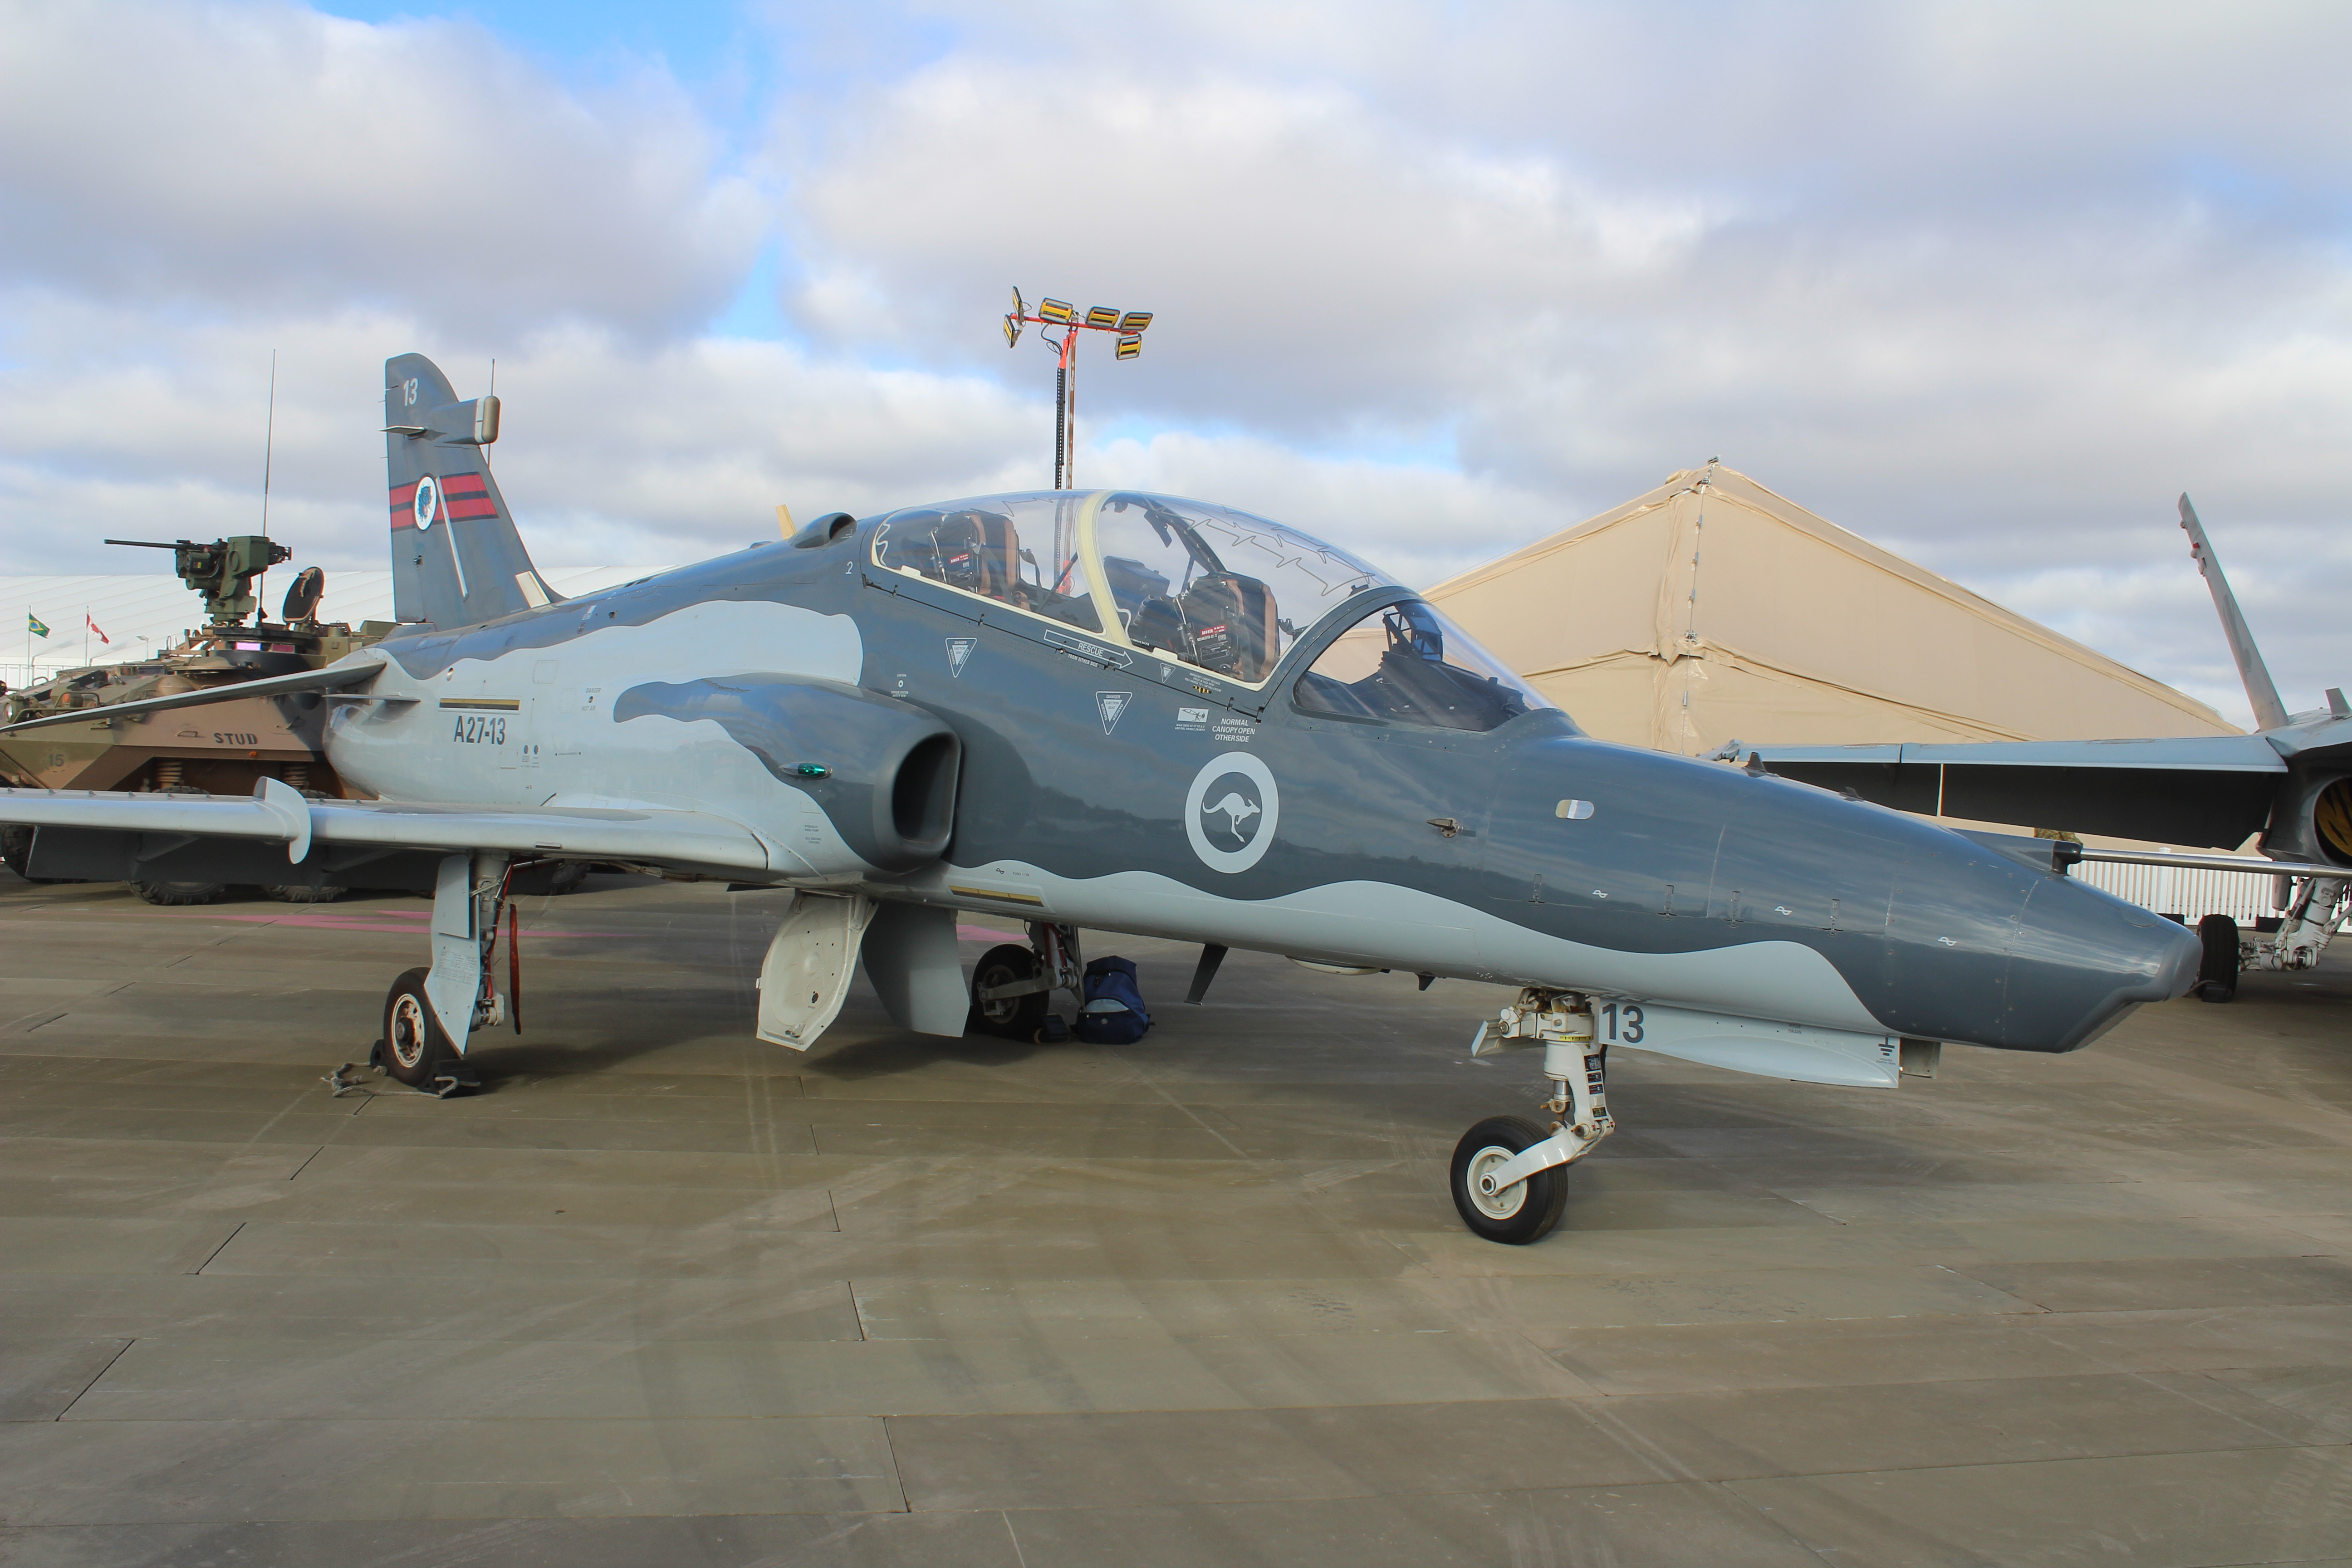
[2063,844,2347,880]
[0,659,387,735]
[1749,736,2285,772]
[1746,735,2286,848]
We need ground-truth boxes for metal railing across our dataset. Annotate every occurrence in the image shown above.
[2072,856,2285,926]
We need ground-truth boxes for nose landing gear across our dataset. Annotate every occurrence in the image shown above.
[1450,990,1614,1244]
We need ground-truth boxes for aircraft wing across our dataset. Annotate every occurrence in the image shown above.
[0,658,390,735]
[1744,734,2289,848]
[0,786,773,874]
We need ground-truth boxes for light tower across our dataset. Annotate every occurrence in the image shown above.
[1003,290,1152,490]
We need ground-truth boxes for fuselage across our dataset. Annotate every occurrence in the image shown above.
[330,518,2198,1055]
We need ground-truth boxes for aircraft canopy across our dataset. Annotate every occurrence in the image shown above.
[872,490,1397,688]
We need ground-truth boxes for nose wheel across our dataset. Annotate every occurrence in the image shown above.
[1451,1116,1570,1243]
[1450,990,1615,1245]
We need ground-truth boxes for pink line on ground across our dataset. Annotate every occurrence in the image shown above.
[148,911,617,936]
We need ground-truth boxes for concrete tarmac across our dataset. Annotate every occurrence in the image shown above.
[0,870,2348,1567]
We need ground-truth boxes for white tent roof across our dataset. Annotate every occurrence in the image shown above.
[1426,463,2235,754]
[0,566,669,686]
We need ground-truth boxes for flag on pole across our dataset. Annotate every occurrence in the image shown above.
[85,614,109,645]
[26,612,48,639]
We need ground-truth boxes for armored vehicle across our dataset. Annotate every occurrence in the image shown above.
[0,536,389,902]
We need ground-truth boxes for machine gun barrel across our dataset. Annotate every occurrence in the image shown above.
[103,539,188,550]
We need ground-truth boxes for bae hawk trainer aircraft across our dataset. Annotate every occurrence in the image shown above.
[1743,497,2352,1004]
[0,355,2201,1243]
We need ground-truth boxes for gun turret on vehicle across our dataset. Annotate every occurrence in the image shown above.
[105,534,293,627]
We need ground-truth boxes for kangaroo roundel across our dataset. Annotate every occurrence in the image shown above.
[1185,752,1279,872]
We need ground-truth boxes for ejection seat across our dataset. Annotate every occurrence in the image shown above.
[926,510,1023,604]
[1175,572,1279,681]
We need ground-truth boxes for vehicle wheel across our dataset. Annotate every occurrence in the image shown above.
[549,861,589,895]
[969,943,1048,1039]
[264,883,346,904]
[132,881,225,906]
[381,967,450,1088]
[2195,913,2239,1003]
[0,825,63,883]
[1450,1116,1570,1245]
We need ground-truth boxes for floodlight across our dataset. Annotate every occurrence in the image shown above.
[997,292,1161,490]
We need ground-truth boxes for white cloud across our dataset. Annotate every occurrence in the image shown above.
[758,2,2352,719]
[0,0,763,335]
[1077,430,1558,590]
[782,64,1720,430]
[7,0,2352,730]
[0,294,1056,576]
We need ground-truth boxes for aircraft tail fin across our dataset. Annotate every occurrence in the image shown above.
[2179,494,2289,732]
[384,354,559,630]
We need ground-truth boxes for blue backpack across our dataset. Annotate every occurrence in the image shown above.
[1075,956,1152,1044]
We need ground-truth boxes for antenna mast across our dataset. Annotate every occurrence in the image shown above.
[259,350,276,539]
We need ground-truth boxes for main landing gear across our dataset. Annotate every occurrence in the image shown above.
[969,921,1082,1040]
[2195,875,2348,1003]
[1450,990,1615,1245]
[372,851,527,1094]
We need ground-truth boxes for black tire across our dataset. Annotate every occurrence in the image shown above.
[132,881,225,906]
[381,967,451,1088]
[549,861,589,895]
[969,943,1049,1039]
[1,825,29,878]
[1450,1116,1571,1245]
[264,883,346,904]
[2195,913,2240,1003]
[0,825,63,884]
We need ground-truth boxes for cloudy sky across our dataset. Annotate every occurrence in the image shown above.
[2,0,2346,725]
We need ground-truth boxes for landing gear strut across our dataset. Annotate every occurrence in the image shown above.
[371,850,514,1094]
[1449,990,1615,1245]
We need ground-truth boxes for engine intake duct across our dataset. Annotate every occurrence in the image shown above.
[612,676,960,872]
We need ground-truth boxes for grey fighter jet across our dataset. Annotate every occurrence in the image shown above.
[0,355,2200,1244]
[1738,497,2351,1004]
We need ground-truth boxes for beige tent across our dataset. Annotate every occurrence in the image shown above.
[1426,463,2236,755]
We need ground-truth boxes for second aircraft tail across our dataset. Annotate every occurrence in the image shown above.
[2179,494,2289,732]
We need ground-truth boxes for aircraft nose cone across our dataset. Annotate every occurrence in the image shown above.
[1862,826,2205,1052]
[2000,873,2205,1050]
